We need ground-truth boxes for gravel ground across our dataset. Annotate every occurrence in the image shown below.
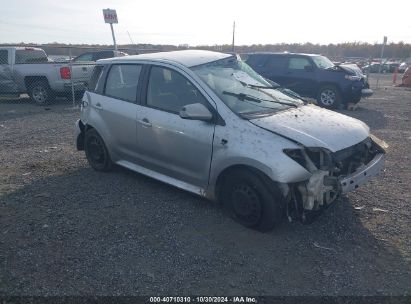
[1,74,410,296]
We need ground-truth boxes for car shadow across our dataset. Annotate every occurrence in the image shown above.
[1,166,410,296]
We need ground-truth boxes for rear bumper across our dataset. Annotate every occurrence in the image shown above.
[340,153,385,194]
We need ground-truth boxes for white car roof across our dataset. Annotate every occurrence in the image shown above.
[98,50,233,67]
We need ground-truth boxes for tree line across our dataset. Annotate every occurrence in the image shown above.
[2,42,411,60]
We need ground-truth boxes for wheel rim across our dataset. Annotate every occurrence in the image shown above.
[230,184,262,226]
[87,135,106,165]
[320,89,336,106]
[32,86,48,104]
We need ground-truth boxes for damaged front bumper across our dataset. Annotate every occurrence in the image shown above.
[284,137,386,221]
[340,153,385,193]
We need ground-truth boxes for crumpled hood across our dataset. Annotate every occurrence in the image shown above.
[250,105,370,152]
[339,64,365,77]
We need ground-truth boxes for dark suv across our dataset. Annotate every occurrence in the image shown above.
[245,53,372,108]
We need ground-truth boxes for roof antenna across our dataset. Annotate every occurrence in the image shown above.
[232,21,236,52]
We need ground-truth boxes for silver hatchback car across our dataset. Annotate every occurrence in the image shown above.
[75,50,386,231]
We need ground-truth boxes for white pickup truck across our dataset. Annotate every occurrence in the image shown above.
[0,47,94,104]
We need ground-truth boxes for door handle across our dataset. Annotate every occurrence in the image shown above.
[94,102,103,109]
[138,118,152,128]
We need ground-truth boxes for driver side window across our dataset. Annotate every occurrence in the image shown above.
[146,66,208,114]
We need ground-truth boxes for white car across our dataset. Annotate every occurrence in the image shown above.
[75,50,387,231]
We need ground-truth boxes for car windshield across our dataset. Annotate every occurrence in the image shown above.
[191,56,303,118]
[312,55,334,69]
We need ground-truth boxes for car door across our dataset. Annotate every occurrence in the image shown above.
[93,63,143,162]
[283,56,317,97]
[0,49,18,94]
[135,65,215,188]
[259,55,288,84]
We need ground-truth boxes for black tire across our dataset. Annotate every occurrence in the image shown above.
[317,85,341,109]
[220,169,284,232]
[27,80,55,105]
[84,129,112,172]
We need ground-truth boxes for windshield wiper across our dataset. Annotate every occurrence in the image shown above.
[222,91,297,107]
[238,81,307,105]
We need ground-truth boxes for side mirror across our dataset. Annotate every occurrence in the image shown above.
[179,103,213,122]
[304,65,314,72]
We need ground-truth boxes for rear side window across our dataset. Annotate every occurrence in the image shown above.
[88,65,104,92]
[15,50,48,63]
[266,56,287,70]
[0,50,8,64]
[105,64,142,102]
[288,57,312,70]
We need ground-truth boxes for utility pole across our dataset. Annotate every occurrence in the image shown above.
[376,36,387,88]
[232,21,235,52]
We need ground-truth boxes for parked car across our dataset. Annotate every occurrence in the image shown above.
[386,62,400,73]
[401,67,411,87]
[0,47,93,104]
[72,50,128,62]
[362,62,390,74]
[245,52,372,108]
[398,61,411,73]
[75,50,386,231]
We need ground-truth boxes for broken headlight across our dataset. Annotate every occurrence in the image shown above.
[283,147,333,172]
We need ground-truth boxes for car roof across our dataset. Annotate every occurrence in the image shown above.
[98,50,233,67]
[247,52,321,57]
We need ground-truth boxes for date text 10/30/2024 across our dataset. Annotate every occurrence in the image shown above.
[149,297,257,303]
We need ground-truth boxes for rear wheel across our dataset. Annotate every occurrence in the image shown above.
[84,129,112,171]
[220,169,284,232]
[28,81,55,105]
[317,85,341,108]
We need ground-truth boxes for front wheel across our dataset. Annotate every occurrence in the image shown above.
[84,129,112,172]
[220,169,284,232]
[28,81,55,105]
[317,85,341,109]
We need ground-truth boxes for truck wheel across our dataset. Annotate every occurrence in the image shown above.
[28,81,55,105]
[220,169,284,232]
[317,85,341,109]
[84,129,112,172]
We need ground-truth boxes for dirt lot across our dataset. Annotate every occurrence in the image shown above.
[1,74,410,296]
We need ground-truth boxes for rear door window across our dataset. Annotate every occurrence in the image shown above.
[104,64,142,102]
[266,55,287,70]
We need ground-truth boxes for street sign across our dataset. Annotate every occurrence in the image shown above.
[103,9,118,24]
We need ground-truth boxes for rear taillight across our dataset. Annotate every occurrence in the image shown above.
[60,67,71,79]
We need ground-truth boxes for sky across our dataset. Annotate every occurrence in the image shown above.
[1,0,410,46]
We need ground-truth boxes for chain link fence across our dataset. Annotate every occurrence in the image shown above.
[0,45,159,106]
[1,44,408,106]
